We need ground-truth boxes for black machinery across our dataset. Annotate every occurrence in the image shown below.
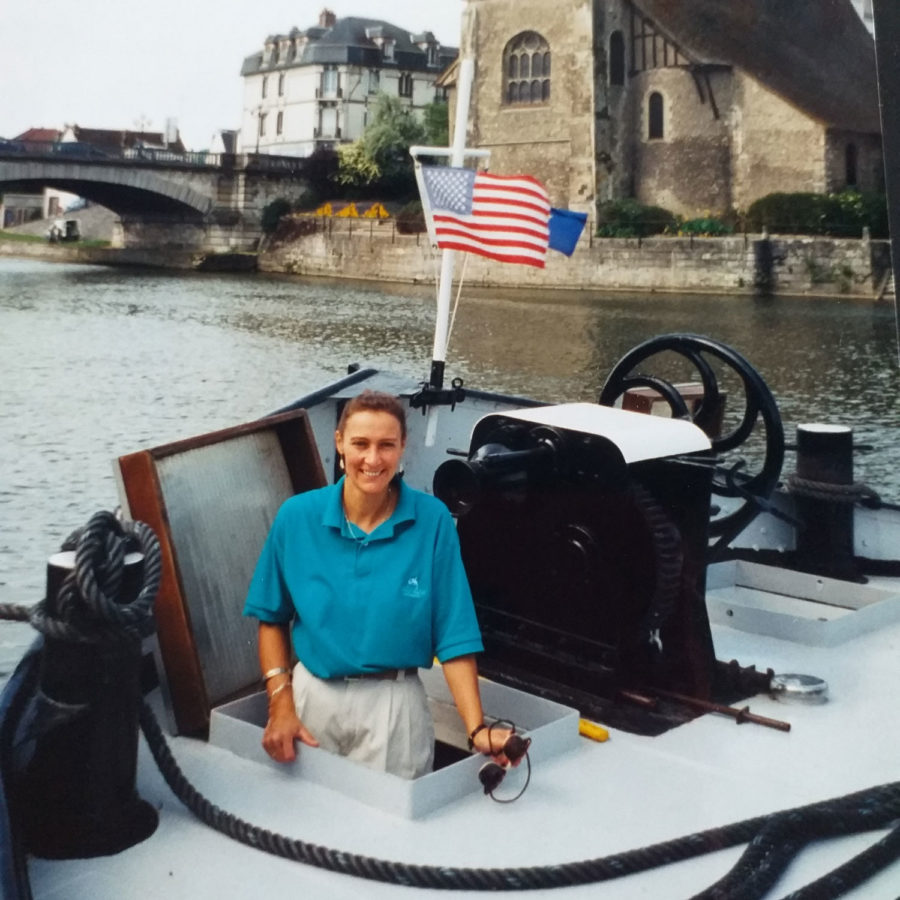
[434,336,786,734]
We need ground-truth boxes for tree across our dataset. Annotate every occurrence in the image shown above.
[336,93,426,197]
[422,101,450,147]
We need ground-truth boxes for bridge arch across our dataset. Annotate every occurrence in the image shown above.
[0,159,214,219]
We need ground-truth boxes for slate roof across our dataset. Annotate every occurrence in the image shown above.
[633,0,880,133]
[241,16,457,76]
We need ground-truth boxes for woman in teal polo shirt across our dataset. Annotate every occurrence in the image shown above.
[244,390,512,778]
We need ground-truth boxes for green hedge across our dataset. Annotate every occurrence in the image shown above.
[261,198,293,234]
[596,199,678,237]
[746,190,888,238]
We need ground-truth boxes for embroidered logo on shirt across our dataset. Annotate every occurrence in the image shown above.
[402,576,427,598]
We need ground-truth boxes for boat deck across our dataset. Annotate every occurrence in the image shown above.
[29,585,900,899]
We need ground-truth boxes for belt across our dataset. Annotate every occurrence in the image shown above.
[341,667,418,683]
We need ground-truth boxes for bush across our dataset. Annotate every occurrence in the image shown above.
[261,198,292,234]
[596,199,677,237]
[675,217,734,236]
[268,216,320,247]
[746,190,888,238]
[395,200,426,234]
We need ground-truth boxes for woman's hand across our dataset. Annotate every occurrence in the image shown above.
[262,687,319,763]
[470,725,521,767]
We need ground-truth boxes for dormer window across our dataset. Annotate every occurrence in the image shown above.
[366,27,395,62]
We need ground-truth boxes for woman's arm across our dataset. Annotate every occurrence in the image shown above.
[441,654,514,763]
[258,622,318,762]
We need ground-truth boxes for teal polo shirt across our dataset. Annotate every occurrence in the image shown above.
[243,478,484,678]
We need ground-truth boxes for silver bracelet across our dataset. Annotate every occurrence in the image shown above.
[263,666,290,681]
[268,680,292,701]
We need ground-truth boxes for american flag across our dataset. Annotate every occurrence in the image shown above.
[419,166,551,268]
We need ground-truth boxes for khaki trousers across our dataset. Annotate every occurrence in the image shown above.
[291,660,434,779]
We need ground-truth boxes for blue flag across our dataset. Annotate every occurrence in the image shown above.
[548,208,588,256]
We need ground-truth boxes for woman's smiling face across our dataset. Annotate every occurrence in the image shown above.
[335,409,405,498]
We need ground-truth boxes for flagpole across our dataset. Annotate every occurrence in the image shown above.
[429,57,474,391]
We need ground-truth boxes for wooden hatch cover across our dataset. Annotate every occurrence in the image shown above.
[116,409,326,737]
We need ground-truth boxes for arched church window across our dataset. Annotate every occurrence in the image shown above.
[610,31,625,86]
[503,32,551,105]
[648,92,664,139]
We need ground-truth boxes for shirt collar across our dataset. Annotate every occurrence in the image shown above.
[323,476,415,540]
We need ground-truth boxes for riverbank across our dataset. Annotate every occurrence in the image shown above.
[259,219,893,299]
[1,219,892,297]
[0,237,257,271]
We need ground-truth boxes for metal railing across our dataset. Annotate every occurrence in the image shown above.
[0,140,307,175]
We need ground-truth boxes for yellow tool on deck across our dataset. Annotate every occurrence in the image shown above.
[579,719,610,742]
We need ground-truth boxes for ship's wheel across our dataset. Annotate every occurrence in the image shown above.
[599,334,785,538]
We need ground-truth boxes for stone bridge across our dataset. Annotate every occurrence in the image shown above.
[0,142,311,252]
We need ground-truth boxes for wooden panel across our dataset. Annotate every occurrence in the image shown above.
[116,409,326,736]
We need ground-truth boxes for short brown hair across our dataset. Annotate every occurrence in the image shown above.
[336,390,407,441]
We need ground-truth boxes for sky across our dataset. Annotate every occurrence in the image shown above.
[0,1,464,150]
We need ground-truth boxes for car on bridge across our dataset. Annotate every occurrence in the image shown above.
[53,142,109,159]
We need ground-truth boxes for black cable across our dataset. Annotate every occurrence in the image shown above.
[138,697,900,893]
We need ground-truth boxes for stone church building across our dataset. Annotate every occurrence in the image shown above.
[458,0,883,218]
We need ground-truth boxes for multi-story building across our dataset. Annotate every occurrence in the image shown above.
[239,9,457,157]
[458,0,882,218]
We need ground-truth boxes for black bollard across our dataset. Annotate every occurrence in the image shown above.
[793,424,861,581]
[17,550,158,858]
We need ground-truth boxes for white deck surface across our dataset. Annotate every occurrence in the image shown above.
[29,593,900,900]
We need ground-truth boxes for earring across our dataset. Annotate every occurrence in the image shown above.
[338,455,345,471]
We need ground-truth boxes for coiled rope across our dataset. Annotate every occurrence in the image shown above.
[785,474,881,508]
[4,512,900,896]
[1,510,161,646]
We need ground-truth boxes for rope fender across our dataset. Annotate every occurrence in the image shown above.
[139,698,900,896]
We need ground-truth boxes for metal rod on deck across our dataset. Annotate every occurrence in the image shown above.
[619,688,791,732]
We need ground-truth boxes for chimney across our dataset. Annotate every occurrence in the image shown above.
[319,9,336,28]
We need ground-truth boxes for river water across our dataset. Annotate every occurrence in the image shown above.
[1,257,898,683]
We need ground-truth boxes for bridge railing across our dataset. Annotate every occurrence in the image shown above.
[0,140,307,175]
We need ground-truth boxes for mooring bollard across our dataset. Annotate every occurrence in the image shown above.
[17,549,158,858]
[792,423,861,581]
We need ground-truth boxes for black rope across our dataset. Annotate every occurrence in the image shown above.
[0,511,161,646]
[785,474,882,508]
[138,697,900,894]
[5,513,900,895]
[779,819,900,900]
[0,604,31,623]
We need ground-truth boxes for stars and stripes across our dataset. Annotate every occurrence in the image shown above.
[419,166,551,268]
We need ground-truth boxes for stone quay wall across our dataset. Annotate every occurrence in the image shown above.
[259,220,892,298]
